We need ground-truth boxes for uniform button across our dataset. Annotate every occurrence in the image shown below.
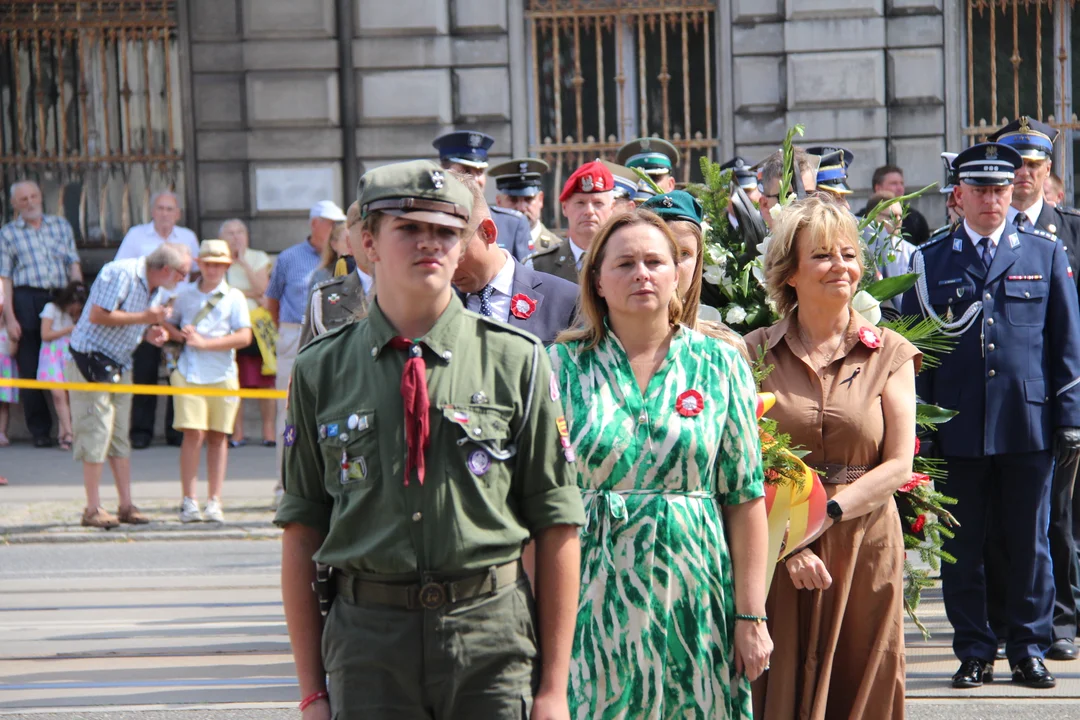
[411,512,422,522]
[988,343,996,351]
[988,369,996,377]
[442,351,452,361]
[987,318,995,326]
[1024,291,1031,298]
[638,412,647,424]
[985,293,992,301]
[370,347,377,357]
[473,427,482,436]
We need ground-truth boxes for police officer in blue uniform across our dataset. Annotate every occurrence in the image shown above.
[433,130,532,261]
[983,116,1080,662]
[902,142,1080,690]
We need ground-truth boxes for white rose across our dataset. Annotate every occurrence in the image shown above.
[725,305,747,325]
[703,265,724,285]
[852,290,882,325]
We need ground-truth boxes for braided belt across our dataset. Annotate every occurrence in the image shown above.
[817,463,872,485]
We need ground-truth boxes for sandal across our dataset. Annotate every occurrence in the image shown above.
[58,434,73,451]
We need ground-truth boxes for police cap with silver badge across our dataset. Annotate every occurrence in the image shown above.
[357,159,473,230]
[719,156,758,191]
[989,115,1057,162]
[598,159,639,200]
[807,147,854,195]
[953,142,1023,187]
[432,130,496,169]
[488,157,550,197]
[616,137,681,176]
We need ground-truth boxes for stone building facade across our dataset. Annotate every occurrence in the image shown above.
[2,0,1072,254]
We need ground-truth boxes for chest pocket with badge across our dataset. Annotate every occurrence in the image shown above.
[928,279,977,321]
[442,403,516,482]
[1003,279,1048,327]
[317,409,377,490]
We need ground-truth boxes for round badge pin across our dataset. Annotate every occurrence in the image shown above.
[467,449,491,476]
[347,414,359,430]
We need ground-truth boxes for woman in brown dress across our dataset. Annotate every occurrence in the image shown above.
[744,197,920,720]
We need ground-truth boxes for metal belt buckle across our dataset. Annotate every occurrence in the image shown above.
[419,581,447,610]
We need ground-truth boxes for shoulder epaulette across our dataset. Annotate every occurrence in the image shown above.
[312,274,346,292]
[919,229,952,251]
[297,319,358,355]
[491,206,527,220]
[1022,226,1058,243]
[1056,205,1080,218]
[524,242,561,263]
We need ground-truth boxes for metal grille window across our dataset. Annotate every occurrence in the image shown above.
[964,0,1077,202]
[526,0,718,228]
[0,0,183,247]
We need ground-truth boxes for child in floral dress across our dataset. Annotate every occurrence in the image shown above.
[38,282,87,451]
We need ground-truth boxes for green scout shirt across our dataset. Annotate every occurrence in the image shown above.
[274,294,585,575]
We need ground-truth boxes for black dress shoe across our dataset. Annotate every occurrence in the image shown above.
[33,437,52,448]
[1011,657,1056,688]
[996,643,1007,660]
[952,658,994,688]
[1046,639,1079,661]
[130,436,151,450]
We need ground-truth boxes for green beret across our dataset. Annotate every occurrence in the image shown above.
[643,191,703,227]
[356,159,472,230]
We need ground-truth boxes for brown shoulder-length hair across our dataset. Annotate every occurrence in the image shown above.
[763,195,864,317]
[555,207,683,350]
[670,219,704,327]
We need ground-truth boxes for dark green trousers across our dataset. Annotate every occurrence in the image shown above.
[322,578,539,719]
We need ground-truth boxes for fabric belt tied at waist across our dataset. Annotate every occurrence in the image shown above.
[334,559,522,611]
[817,463,872,485]
[582,488,714,567]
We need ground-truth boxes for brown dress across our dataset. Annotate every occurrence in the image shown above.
[744,310,921,720]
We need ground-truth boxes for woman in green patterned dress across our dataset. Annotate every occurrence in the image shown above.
[550,208,772,719]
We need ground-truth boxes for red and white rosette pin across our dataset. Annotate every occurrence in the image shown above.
[675,389,705,417]
[858,327,882,349]
[510,293,537,320]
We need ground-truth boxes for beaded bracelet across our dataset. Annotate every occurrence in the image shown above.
[299,690,329,712]
[734,614,768,624]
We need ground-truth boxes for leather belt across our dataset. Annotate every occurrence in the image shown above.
[818,463,872,484]
[334,560,523,611]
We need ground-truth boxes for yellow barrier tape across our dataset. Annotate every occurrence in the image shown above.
[0,377,286,400]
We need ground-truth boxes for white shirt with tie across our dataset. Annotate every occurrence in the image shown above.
[1006,198,1044,230]
[965,219,1008,264]
[465,250,516,322]
[568,236,588,269]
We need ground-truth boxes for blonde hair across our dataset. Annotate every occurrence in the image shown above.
[555,208,683,350]
[319,223,347,273]
[764,195,864,317]
[671,220,704,327]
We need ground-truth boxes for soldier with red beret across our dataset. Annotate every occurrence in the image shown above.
[528,160,617,284]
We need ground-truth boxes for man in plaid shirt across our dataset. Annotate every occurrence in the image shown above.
[0,180,83,447]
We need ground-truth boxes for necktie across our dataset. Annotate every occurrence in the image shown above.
[478,285,495,317]
[575,252,584,271]
[1014,213,1028,231]
[979,237,995,268]
[388,337,430,486]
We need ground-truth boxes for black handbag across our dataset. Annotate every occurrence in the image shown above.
[69,348,123,384]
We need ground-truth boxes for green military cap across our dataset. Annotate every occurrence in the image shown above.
[488,158,550,197]
[616,137,681,176]
[357,159,472,230]
[643,190,703,227]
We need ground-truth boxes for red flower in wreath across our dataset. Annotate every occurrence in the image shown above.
[676,389,704,417]
[911,514,927,533]
[898,472,931,493]
[858,327,882,349]
[914,436,921,455]
[510,293,537,319]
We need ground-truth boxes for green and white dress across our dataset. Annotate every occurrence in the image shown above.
[549,326,763,720]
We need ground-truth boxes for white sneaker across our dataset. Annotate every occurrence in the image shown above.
[204,498,225,523]
[179,497,203,523]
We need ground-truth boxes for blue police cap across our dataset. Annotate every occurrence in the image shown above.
[719,156,758,190]
[488,158,549,197]
[989,116,1057,161]
[432,130,495,169]
[953,142,1023,187]
[597,160,639,200]
[810,148,853,195]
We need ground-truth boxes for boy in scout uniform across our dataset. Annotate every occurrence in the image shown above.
[300,202,373,347]
[276,159,585,720]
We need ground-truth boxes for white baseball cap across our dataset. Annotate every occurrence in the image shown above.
[310,200,347,222]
